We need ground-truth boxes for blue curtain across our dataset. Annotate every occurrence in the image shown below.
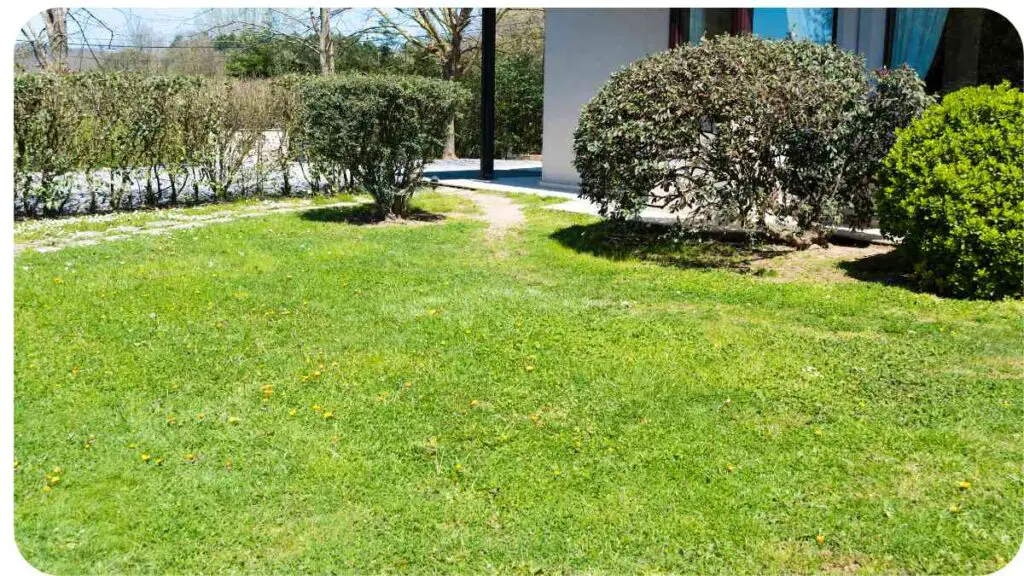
[890,8,949,75]
[688,9,705,44]
[784,9,833,44]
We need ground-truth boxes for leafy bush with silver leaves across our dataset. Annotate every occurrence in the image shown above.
[573,35,931,247]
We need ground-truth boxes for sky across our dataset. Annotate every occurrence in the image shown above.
[18,8,385,49]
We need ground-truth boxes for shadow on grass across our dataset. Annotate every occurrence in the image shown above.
[550,219,788,272]
[300,203,445,225]
[837,249,915,289]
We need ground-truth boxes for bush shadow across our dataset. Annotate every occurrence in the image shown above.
[300,203,446,225]
[837,249,916,289]
[549,219,789,272]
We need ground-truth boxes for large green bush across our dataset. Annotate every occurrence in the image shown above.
[573,35,931,246]
[877,83,1024,299]
[14,72,464,218]
[298,74,467,217]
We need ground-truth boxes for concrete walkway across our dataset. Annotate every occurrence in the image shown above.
[427,160,888,245]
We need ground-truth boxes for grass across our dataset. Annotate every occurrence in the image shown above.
[14,191,1023,573]
[13,193,365,244]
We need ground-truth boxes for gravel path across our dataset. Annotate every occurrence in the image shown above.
[437,187,525,238]
[15,200,358,255]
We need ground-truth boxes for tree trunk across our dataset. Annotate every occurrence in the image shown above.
[318,8,334,74]
[442,117,457,159]
[43,8,68,72]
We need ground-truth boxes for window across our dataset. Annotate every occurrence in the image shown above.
[886,8,1023,93]
[678,8,835,45]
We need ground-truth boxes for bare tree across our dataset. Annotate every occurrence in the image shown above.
[19,8,114,72]
[373,8,504,158]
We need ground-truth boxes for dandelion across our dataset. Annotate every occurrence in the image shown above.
[70,367,79,376]
[949,504,961,513]
[52,466,62,475]
[470,399,479,408]
[196,413,205,421]
[289,408,298,417]
[959,481,972,490]
[43,485,52,493]
[814,428,823,436]
[141,453,151,463]
[154,458,164,466]
[815,534,825,545]
[225,458,233,470]
[323,411,334,420]
[525,365,535,373]
[403,381,413,390]
[183,453,196,462]
[312,404,322,412]
[228,416,241,425]
[14,459,21,471]
[726,464,735,473]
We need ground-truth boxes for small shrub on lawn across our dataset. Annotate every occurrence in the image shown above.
[877,83,1024,299]
[298,74,468,218]
[573,35,931,247]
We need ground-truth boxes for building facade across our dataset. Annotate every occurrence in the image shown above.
[540,8,1023,190]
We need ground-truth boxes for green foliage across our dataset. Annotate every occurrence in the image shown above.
[13,73,83,216]
[13,71,467,217]
[573,35,931,246]
[214,31,410,78]
[877,83,1024,299]
[457,53,543,158]
[298,74,468,217]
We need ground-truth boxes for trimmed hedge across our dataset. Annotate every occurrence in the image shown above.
[298,74,467,217]
[877,83,1024,299]
[13,72,466,218]
[573,35,931,246]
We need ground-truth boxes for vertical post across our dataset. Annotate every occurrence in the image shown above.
[481,8,496,180]
[883,8,896,67]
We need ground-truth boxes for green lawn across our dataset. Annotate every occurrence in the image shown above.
[14,191,1023,573]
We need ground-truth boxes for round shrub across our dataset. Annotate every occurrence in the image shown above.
[877,83,1024,299]
[298,74,468,218]
[573,35,930,247]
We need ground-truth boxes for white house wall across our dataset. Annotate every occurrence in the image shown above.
[541,8,669,189]
[542,8,890,191]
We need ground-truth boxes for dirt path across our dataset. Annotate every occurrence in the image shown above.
[15,200,358,255]
[437,187,524,238]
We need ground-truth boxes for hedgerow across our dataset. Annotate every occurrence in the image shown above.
[573,35,931,247]
[13,72,464,218]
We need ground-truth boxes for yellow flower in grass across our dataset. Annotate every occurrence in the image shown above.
[815,534,825,545]
[228,416,241,425]
[323,411,335,420]
[312,404,322,412]
[43,485,52,493]
[524,365,535,373]
[289,408,298,417]
[141,453,151,463]
[959,481,972,490]
[183,453,196,463]
[470,400,479,408]
[949,504,961,513]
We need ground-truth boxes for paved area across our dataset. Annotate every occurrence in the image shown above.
[15,199,359,255]
[436,186,524,239]
[429,160,888,244]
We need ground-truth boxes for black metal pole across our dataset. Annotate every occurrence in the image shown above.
[480,7,496,180]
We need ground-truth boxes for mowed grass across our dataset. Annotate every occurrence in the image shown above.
[14,192,1023,574]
